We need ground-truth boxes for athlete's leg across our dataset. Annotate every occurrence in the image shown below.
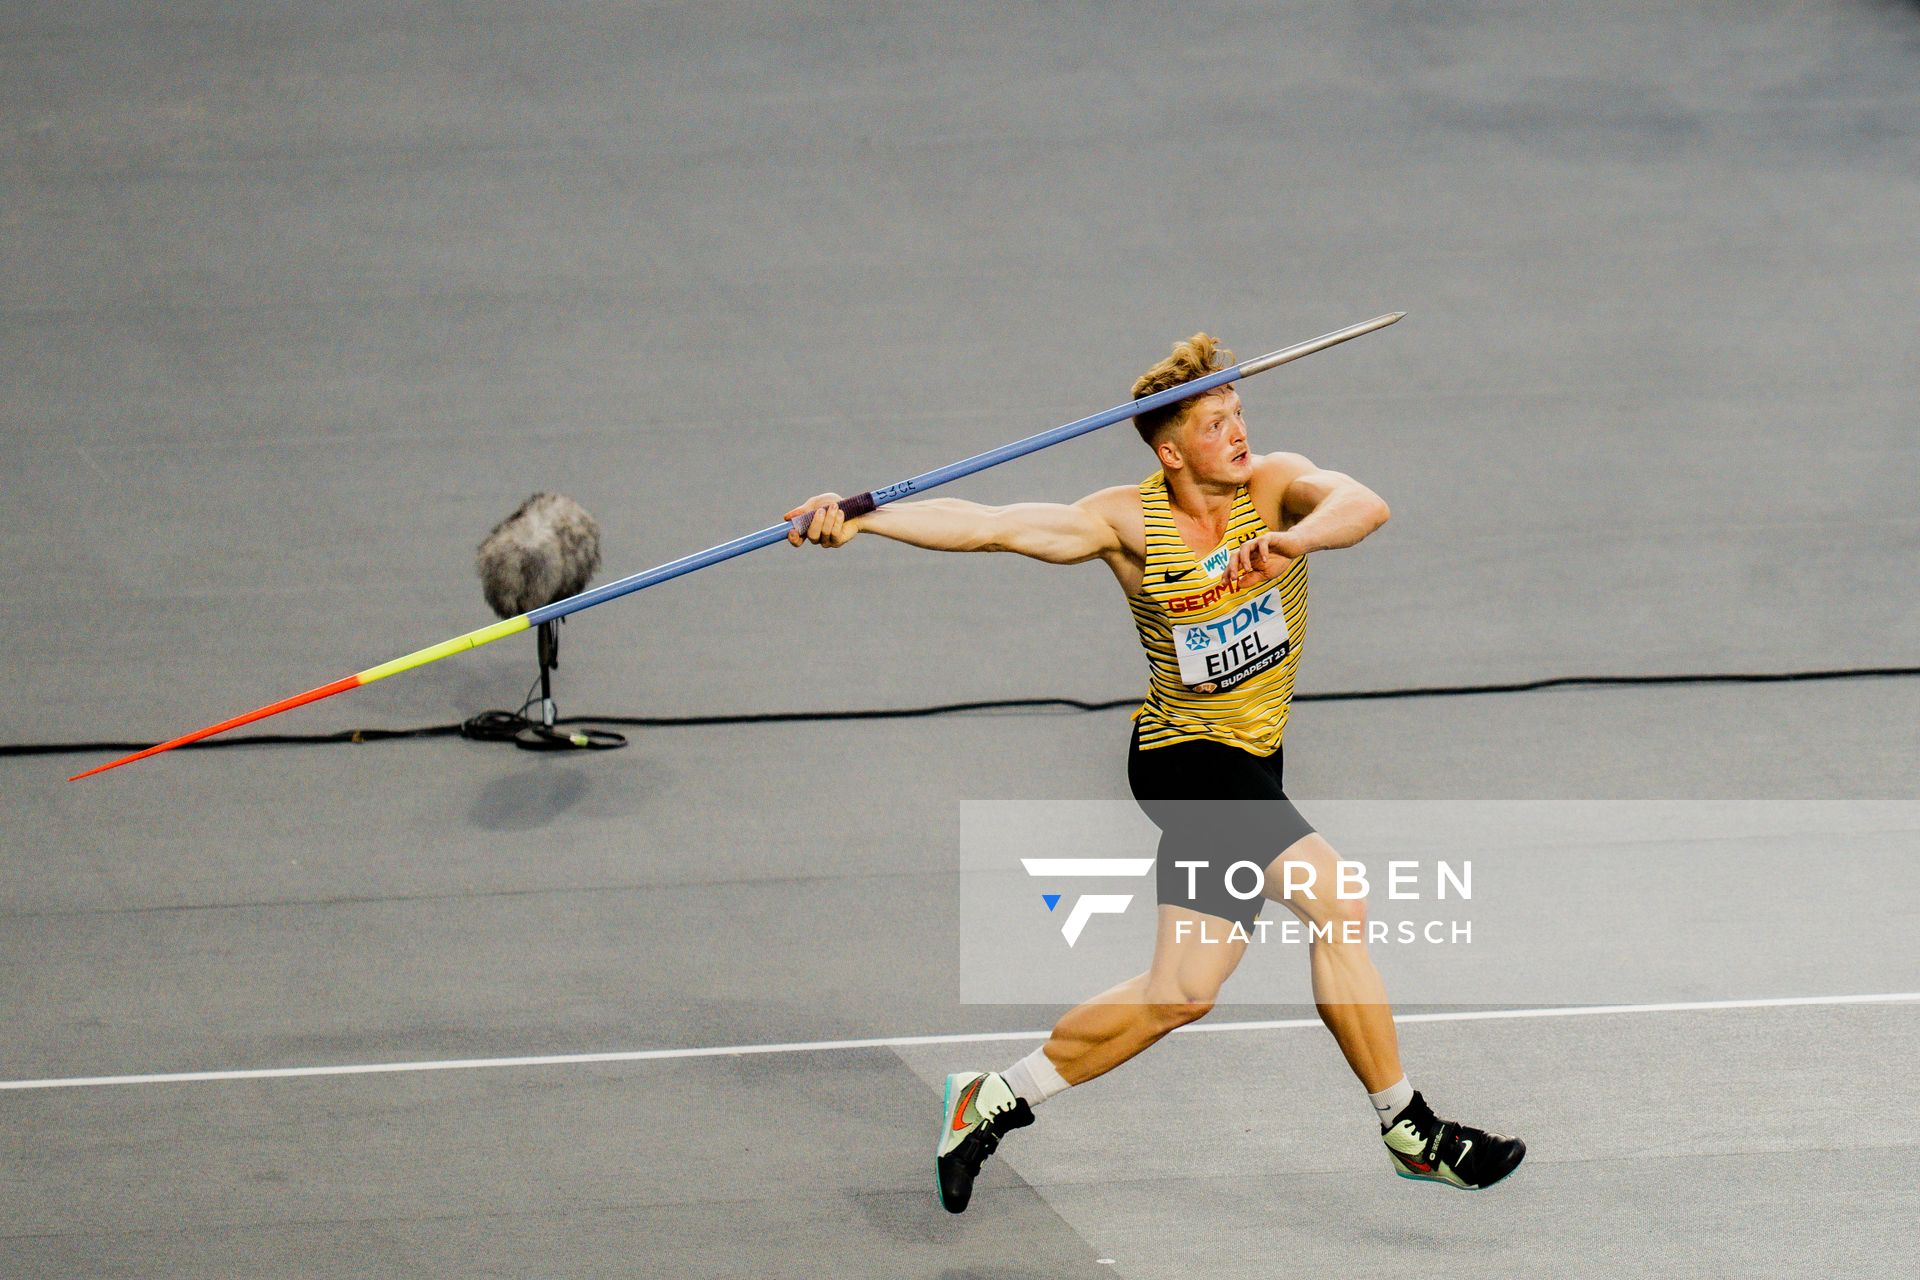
[1037,904,1248,1086]
[1038,728,1279,1087]
[1257,831,1528,1188]
[1262,831,1404,1092]
[938,904,1246,1213]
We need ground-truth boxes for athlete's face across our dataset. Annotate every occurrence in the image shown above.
[1169,388,1252,484]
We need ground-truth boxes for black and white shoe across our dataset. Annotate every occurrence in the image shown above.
[936,1071,1035,1213]
[1381,1091,1526,1190]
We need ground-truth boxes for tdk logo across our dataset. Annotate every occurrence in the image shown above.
[1020,858,1154,946]
[1193,593,1275,646]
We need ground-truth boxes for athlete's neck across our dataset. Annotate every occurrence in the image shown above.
[1164,469,1239,540]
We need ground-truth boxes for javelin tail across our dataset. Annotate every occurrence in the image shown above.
[67,676,365,781]
[67,616,533,781]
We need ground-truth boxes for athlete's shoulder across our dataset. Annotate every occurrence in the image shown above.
[1248,452,1315,523]
[1250,451,1315,488]
[1076,484,1148,584]
[1075,483,1144,526]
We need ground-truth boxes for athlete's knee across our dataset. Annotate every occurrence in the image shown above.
[1148,997,1214,1030]
[1141,978,1218,1029]
[1327,892,1368,929]
[1289,887,1369,937]
[1313,893,1372,950]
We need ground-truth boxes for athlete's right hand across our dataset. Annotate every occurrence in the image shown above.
[1225,531,1301,590]
[784,493,858,548]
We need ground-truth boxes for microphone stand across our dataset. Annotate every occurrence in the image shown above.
[517,618,627,753]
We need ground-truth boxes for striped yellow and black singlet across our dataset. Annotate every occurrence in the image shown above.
[1128,470,1308,756]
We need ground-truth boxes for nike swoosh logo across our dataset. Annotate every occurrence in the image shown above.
[1161,568,1196,582]
[1453,1138,1472,1168]
[951,1077,985,1132]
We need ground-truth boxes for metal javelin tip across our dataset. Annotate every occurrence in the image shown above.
[1238,311,1403,377]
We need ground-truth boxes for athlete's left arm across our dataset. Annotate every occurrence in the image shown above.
[1231,453,1389,584]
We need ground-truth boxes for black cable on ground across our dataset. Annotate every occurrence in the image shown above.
[4,664,1916,760]
[0,725,466,758]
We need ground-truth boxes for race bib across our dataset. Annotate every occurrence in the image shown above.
[1173,583,1291,692]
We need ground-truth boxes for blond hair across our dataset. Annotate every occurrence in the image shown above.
[1130,333,1234,444]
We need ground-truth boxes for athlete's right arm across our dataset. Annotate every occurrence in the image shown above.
[785,488,1135,567]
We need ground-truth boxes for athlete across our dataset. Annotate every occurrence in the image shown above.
[786,334,1525,1212]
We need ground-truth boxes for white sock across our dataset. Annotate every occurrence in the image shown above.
[1369,1076,1415,1129]
[1002,1046,1072,1108]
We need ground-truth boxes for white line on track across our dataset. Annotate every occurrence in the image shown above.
[3,992,1913,1092]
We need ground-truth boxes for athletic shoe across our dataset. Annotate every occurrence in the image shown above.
[1382,1091,1526,1190]
[936,1071,1034,1213]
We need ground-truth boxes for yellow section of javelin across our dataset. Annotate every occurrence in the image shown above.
[355,615,531,685]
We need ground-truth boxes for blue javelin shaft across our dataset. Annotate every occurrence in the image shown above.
[527,312,1402,627]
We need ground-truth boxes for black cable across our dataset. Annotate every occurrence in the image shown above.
[0,725,467,758]
[5,664,1916,760]
[1295,664,1920,701]
[459,670,551,744]
[554,664,1920,725]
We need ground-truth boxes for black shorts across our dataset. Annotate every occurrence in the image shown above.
[1127,725,1317,928]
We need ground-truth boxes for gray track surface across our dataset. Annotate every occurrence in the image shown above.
[4,1,1917,1276]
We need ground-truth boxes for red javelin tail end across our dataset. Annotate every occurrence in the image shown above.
[68,675,364,781]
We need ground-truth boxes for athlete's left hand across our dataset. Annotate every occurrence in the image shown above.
[1226,531,1306,590]
[783,493,859,548]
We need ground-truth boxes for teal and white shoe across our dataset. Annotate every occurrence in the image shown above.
[1382,1091,1526,1190]
[936,1071,1035,1213]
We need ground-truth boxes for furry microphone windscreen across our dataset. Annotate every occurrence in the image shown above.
[476,493,603,619]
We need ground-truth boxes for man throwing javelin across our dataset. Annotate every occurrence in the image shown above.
[787,333,1525,1211]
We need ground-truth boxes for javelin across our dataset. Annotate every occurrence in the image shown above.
[70,312,1403,781]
